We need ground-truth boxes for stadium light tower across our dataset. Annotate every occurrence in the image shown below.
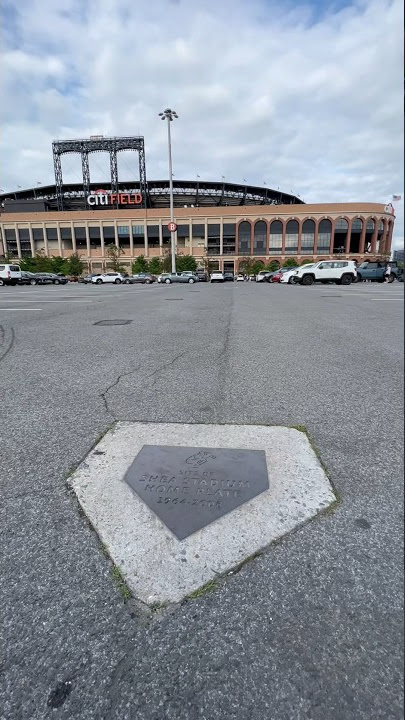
[159,108,178,273]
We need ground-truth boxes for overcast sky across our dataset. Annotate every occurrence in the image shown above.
[1,0,403,248]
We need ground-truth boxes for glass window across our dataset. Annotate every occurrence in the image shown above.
[102,226,115,240]
[223,223,236,255]
[192,224,205,238]
[269,220,283,254]
[74,226,87,249]
[89,227,100,239]
[132,225,144,235]
[177,224,189,237]
[285,220,299,255]
[46,227,58,241]
[317,219,331,253]
[207,224,220,255]
[332,218,348,254]
[147,225,159,247]
[117,225,129,235]
[32,228,44,241]
[18,229,31,253]
[301,219,315,254]
[253,221,267,255]
[238,221,251,255]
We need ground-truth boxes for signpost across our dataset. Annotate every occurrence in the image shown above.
[167,221,177,233]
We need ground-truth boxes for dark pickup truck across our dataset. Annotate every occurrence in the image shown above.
[356,261,403,283]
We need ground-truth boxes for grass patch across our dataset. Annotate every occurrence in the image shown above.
[187,579,218,599]
[112,565,132,601]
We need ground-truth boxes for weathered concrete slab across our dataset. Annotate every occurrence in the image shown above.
[69,422,336,605]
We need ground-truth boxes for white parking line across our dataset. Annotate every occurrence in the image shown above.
[1,308,42,311]
[0,299,94,304]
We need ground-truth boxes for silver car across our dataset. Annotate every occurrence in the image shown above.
[158,273,199,284]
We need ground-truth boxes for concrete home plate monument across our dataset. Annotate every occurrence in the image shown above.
[69,422,336,605]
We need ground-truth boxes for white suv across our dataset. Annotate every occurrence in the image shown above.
[0,263,22,286]
[210,271,225,283]
[91,272,125,284]
[293,260,357,286]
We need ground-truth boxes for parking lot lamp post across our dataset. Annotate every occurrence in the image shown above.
[159,108,178,273]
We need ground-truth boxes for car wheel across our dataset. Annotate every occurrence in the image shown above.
[301,275,314,285]
[0,279,4,286]
[30,279,37,285]
[54,279,60,284]
[165,278,171,284]
[146,279,151,284]
[114,279,121,284]
[125,279,131,284]
[288,276,295,284]
[341,274,352,285]
[96,279,103,284]
[188,278,195,283]
[387,274,395,284]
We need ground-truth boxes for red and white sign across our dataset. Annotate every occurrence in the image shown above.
[167,221,177,232]
[87,189,142,206]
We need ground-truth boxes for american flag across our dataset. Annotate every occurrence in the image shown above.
[392,195,401,201]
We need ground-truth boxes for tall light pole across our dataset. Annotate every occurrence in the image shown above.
[159,108,178,273]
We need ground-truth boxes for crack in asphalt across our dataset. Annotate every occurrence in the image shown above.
[100,351,188,418]
[0,326,15,364]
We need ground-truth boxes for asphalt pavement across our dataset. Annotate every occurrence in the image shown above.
[1,279,403,720]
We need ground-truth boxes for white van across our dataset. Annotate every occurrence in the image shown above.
[0,263,22,286]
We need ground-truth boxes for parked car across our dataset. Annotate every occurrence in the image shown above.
[196,271,208,282]
[123,273,155,284]
[35,272,68,285]
[210,271,225,283]
[280,268,304,284]
[293,260,357,286]
[91,272,126,284]
[158,272,199,284]
[356,261,402,283]
[0,263,22,286]
[18,271,40,286]
[223,272,235,282]
[236,273,245,282]
[79,274,97,283]
[256,270,272,282]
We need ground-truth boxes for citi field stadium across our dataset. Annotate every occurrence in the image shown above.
[0,135,395,273]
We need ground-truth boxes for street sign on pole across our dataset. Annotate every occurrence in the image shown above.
[167,221,177,232]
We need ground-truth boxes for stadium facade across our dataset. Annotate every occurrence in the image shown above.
[0,136,395,273]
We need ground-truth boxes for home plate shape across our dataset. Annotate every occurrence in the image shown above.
[123,445,269,540]
[69,422,336,605]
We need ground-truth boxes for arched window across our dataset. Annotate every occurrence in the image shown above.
[364,218,375,253]
[375,219,385,254]
[317,219,331,253]
[238,221,251,255]
[253,221,267,255]
[349,217,363,254]
[269,220,283,254]
[285,219,299,255]
[301,219,315,254]
[332,217,348,254]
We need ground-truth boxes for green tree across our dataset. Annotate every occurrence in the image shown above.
[252,260,265,275]
[300,258,314,266]
[50,256,70,275]
[132,254,149,273]
[201,255,216,276]
[161,249,173,272]
[66,252,85,277]
[148,257,163,275]
[176,254,197,272]
[20,251,53,273]
[238,258,256,275]
[105,243,125,272]
[266,260,280,272]
[283,257,299,268]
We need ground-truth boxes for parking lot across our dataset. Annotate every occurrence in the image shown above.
[1,280,404,719]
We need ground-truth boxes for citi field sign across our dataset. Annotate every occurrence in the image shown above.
[87,189,142,206]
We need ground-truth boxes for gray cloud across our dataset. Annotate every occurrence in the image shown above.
[1,0,403,247]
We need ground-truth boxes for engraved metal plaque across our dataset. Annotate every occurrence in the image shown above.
[124,445,269,540]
